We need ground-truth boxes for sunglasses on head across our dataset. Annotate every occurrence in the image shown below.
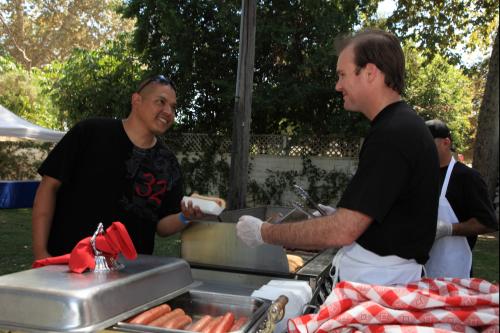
[136,75,177,93]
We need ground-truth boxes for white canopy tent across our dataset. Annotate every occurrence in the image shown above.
[0,104,65,142]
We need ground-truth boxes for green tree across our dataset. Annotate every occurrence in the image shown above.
[122,0,375,136]
[0,0,135,69]
[251,1,371,137]
[54,35,144,127]
[385,0,498,65]
[404,44,474,152]
[0,55,62,130]
[384,0,499,198]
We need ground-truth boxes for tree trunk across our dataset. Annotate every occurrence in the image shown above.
[473,27,499,200]
[228,0,256,209]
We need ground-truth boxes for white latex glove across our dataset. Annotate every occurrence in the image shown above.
[236,215,265,247]
[435,220,453,239]
[312,204,337,217]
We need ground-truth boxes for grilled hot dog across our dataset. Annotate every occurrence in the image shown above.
[149,308,185,327]
[212,312,235,333]
[163,314,193,329]
[128,304,171,325]
[200,316,223,333]
[189,315,213,332]
[229,317,248,332]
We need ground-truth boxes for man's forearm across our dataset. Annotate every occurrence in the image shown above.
[261,208,372,249]
[32,213,53,260]
[32,178,60,260]
[452,218,496,237]
[156,213,186,237]
[32,182,56,260]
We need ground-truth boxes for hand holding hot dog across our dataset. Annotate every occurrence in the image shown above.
[181,193,226,222]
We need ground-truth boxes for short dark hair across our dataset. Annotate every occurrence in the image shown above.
[136,75,177,94]
[335,29,405,95]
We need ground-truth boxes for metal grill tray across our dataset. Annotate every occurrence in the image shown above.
[181,206,311,275]
[115,288,269,333]
[0,255,195,333]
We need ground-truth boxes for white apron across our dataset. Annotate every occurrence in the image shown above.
[331,242,423,286]
[425,157,472,278]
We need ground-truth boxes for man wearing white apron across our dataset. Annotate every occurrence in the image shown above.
[425,156,472,278]
[424,120,498,278]
[236,29,441,286]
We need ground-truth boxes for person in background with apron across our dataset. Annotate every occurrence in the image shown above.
[424,119,498,278]
[236,29,441,286]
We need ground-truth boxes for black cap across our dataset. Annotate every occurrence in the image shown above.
[425,119,451,139]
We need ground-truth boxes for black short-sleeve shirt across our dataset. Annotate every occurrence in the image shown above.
[38,118,184,255]
[338,101,440,264]
[440,162,498,249]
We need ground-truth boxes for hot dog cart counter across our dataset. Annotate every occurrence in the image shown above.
[0,255,272,333]
[0,206,335,333]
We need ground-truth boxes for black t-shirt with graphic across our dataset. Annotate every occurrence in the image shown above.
[38,118,183,255]
[338,101,440,265]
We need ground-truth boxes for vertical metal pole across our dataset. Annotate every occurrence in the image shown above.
[228,0,256,209]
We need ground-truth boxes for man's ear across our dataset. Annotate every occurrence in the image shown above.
[444,137,453,148]
[365,63,378,82]
[131,92,141,107]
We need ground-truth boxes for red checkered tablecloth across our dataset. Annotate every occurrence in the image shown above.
[288,278,499,333]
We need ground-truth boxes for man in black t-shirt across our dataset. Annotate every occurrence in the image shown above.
[32,75,204,259]
[236,29,440,286]
[424,119,498,278]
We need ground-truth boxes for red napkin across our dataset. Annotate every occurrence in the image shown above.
[32,222,137,273]
[32,254,71,268]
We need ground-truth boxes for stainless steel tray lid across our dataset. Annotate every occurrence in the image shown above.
[0,255,194,333]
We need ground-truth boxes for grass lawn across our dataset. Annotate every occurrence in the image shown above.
[0,209,498,283]
[0,208,182,275]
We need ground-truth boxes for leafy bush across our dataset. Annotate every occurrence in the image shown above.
[248,156,351,207]
[0,57,63,130]
[0,141,54,180]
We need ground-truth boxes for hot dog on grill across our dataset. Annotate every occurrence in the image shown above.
[128,304,171,325]
[189,315,213,332]
[200,316,223,333]
[229,316,248,332]
[163,314,193,329]
[287,254,304,272]
[149,308,185,327]
[212,312,235,333]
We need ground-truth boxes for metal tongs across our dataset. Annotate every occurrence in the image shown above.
[290,201,314,219]
[293,184,327,216]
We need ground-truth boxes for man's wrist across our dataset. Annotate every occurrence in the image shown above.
[179,212,190,225]
[260,222,269,243]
